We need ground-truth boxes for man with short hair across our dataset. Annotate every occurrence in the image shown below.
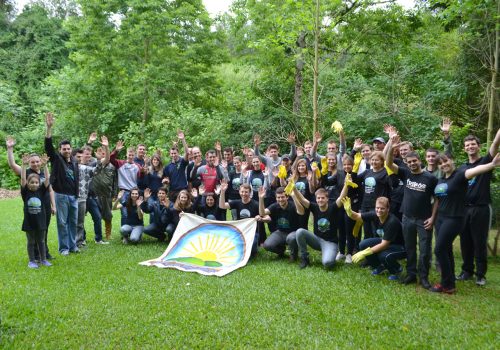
[456,129,500,286]
[386,136,438,289]
[44,112,80,255]
[191,149,227,193]
[258,186,300,260]
[134,144,147,166]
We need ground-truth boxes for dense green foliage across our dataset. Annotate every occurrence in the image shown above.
[0,0,498,188]
[0,197,499,348]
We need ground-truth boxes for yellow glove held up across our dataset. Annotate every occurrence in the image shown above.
[321,157,328,175]
[311,162,321,179]
[331,121,343,133]
[353,152,362,173]
[284,180,295,196]
[278,165,288,179]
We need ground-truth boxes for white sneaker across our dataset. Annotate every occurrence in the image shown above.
[336,253,345,261]
[345,254,352,264]
[95,240,110,245]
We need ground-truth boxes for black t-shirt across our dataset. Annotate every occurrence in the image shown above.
[227,172,242,200]
[321,172,340,200]
[198,204,226,221]
[248,170,265,201]
[361,211,404,245]
[309,203,339,243]
[295,176,312,200]
[460,154,493,205]
[434,169,468,217]
[26,169,51,205]
[229,199,259,220]
[360,169,391,210]
[21,184,48,231]
[268,202,299,233]
[398,168,438,219]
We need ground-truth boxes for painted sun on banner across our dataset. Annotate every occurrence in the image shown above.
[140,213,256,276]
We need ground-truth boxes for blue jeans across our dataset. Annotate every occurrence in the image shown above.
[296,228,338,268]
[120,225,144,243]
[359,238,406,274]
[55,192,78,253]
[86,196,103,241]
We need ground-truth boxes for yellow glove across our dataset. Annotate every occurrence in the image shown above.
[284,180,295,196]
[352,152,362,173]
[341,197,353,217]
[311,162,321,178]
[352,247,373,263]
[278,165,288,179]
[352,220,362,238]
[321,157,328,175]
[331,121,343,133]
[384,162,394,176]
[345,173,358,189]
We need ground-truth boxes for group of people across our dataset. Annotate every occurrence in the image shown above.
[7,112,499,295]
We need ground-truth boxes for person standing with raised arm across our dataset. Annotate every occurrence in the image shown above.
[385,133,438,289]
[456,128,500,286]
[162,130,189,202]
[44,112,80,256]
[6,136,55,259]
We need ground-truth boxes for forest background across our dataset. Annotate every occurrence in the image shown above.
[0,0,498,200]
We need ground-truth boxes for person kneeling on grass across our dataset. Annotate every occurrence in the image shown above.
[113,188,144,244]
[343,196,406,281]
[21,154,52,268]
[289,175,350,270]
[140,187,170,242]
[258,186,301,260]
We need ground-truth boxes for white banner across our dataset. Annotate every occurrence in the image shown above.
[140,213,257,277]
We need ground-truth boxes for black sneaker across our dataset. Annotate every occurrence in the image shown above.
[420,277,432,290]
[401,274,417,285]
[456,271,472,281]
[299,256,310,269]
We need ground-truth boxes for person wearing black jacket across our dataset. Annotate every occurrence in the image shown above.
[44,112,80,256]
[140,187,170,242]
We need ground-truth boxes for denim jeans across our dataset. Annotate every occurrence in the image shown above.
[296,228,338,268]
[263,230,296,256]
[76,200,87,246]
[359,237,406,274]
[86,196,103,242]
[120,225,144,243]
[55,192,78,253]
[403,215,432,278]
[144,223,166,240]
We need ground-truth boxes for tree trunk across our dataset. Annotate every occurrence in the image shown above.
[487,0,499,147]
[293,31,306,115]
[143,37,150,136]
[312,0,320,137]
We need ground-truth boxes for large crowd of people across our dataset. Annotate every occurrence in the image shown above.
[6,113,500,295]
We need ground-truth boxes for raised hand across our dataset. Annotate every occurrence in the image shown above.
[117,190,125,200]
[136,196,144,207]
[287,132,296,144]
[5,136,15,148]
[115,140,125,152]
[440,118,452,135]
[88,132,97,144]
[40,153,50,166]
[220,180,228,192]
[272,166,279,178]
[177,129,185,140]
[144,188,151,200]
[199,185,206,196]
[214,140,221,152]
[253,134,261,146]
[162,177,170,185]
[314,131,322,144]
[353,138,363,151]
[258,186,266,198]
[21,154,30,165]
[384,124,398,138]
[220,159,227,169]
[45,112,54,129]
[100,135,109,147]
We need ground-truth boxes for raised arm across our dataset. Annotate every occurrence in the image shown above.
[258,187,271,221]
[385,134,399,174]
[253,134,267,164]
[464,153,500,179]
[218,180,231,210]
[291,185,310,209]
[44,112,56,159]
[5,136,21,175]
[41,154,50,187]
[100,136,110,166]
[341,197,362,221]
[20,154,29,187]
[287,132,297,159]
[177,130,189,161]
[290,187,305,215]
[489,128,500,157]
[440,117,453,156]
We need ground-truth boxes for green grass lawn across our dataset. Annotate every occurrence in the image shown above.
[1,197,499,349]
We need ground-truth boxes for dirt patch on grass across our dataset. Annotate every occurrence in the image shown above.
[0,188,20,199]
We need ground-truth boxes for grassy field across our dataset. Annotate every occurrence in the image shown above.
[0,196,499,349]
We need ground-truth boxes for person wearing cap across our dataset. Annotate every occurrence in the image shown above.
[372,137,386,152]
